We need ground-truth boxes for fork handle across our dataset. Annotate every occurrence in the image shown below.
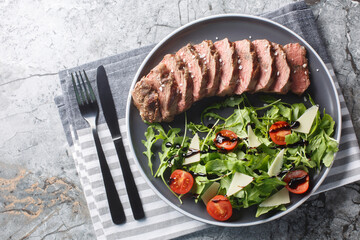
[92,128,126,224]
[114,137,145,220]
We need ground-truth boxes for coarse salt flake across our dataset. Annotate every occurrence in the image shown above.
[239,65,243,70]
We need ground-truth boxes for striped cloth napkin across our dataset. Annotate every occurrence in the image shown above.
[55,1,360,239]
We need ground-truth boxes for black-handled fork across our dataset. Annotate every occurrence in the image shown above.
[72,70,126,224]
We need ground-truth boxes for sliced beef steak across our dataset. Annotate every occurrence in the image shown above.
[283,43,310,95]
[214,38,238,96]
[233,39,260,94]
[252,39,276,92]
[176,44,208,101]
[141,63,180,122]
[268,43,291,94]
[132,78,162,123]
[162,54,193,113]
[194,40,221,97]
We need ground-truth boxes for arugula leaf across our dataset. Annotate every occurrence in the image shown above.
[205,159,227,174]
[188,122,210,133]
[320,112,335,136]
[285,132,301,145]
[277,103,292,121]
[142,124,167,175]
[189,163,209,202]
[291,103,307,120]
[201,96,244,123]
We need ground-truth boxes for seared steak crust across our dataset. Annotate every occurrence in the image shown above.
[268,43,291,94]
[162,54,193,113]
[253,39,276,92]
[132,78,162,123]
[283,43,310,95]
[176,44,208,101]
[233,39,260,94]
[194,40,221,97]
[143,63,180,122]
[214,38,238,96]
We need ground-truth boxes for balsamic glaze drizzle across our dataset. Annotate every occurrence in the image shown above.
[288,175,308,189]
[214,132,238,144]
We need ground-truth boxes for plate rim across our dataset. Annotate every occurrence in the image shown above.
[125,13,342,227]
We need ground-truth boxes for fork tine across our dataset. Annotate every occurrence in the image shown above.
[75,72,87,104]
[83,69,96,102]
[79,71,91,103]
[71,73,82,105]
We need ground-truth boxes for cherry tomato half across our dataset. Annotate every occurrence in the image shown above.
[207,195,233,221]
[283,170,309,194]
[169,170,194,195]
[214,130,239,151]
[269,121,291,145]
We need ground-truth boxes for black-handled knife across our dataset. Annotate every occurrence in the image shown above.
[96,65,145,220]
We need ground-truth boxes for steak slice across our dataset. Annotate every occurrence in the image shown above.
[283,43,310,95]
[214,38,238,96]
[176,44,208,101]
[252,39,276,92]
[194,40,221,97]
[161,54,193,113]
[233,39,260,94]
[268,43,291,94]
[142,63,180,122]
[132,78,162,123]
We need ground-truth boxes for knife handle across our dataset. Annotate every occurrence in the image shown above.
[114,137,145,220]
[92,128,126,224]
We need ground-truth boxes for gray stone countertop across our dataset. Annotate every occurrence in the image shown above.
[1,0,359,239]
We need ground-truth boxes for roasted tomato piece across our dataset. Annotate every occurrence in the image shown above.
[169,169,194,195]
[283,170,309,194]
[207,195,233,221]
[269,121,291,145]
[214,130,239,151]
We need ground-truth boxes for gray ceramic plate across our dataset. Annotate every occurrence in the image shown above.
[126,14,341,227]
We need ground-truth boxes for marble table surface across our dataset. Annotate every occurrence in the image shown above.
[1,0,360,239]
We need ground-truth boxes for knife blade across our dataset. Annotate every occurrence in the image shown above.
[96,65,145,220]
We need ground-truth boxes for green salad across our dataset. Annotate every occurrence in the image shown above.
[142,95,338,220]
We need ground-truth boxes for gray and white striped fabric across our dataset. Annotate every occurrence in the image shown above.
[56,2,360,239]
[71,122,208,240]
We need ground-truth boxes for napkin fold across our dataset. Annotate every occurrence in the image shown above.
[55,1,360,239]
